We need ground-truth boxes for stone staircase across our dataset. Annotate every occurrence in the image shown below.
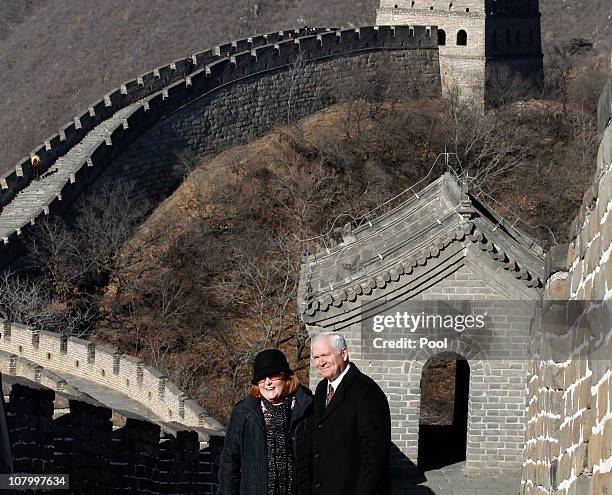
[0,27,341,246]
[0,104,140,241]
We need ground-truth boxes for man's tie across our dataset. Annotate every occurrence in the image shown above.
[325,382,334,407]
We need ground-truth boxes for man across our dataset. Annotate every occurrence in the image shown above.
[311,332,391,495]
[0,373,12,474]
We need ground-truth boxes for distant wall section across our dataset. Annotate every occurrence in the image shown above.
[96,31,441,199]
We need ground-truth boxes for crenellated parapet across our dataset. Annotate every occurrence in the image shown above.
[3,377,225,494]
[0,27,336,208]
[0,319,224,434]
[0,25,440,265]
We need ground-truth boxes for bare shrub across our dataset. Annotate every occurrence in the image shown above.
[0,271,95,336]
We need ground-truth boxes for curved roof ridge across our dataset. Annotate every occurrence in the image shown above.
[298,173,545,318]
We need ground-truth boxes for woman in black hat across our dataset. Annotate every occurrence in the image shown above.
[217,349,314,495]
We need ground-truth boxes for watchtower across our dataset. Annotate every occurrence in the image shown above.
[376,0,543,104]
[298,174,545,477]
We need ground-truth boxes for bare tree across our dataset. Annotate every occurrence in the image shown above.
[0,271,95,336]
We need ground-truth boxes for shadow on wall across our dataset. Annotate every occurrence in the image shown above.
[3,376,223,494]
[390,444,435,494]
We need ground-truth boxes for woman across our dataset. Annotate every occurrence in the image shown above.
[217,348,314,495]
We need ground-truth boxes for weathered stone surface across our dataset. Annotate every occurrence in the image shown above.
[3,378,224,495]
[377,0,543,105]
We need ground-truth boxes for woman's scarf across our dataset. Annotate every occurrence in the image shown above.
[261,395,295,495]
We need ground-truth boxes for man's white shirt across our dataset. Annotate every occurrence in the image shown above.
[328,362,351,393]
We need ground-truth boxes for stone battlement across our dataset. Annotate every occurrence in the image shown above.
[0,319,223,433]
[3,377,224,494]
[0,25,440,264]
[0,27,337,208]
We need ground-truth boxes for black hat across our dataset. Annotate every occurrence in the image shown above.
[251,349,292,385]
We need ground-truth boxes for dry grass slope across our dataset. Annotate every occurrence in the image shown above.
[0,0,609,174]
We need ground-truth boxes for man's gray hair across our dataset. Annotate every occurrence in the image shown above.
[311,331,347,355]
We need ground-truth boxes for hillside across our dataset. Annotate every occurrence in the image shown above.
[0,92,590,421]
[0,0,609,174]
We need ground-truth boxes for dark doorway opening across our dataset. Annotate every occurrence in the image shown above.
[417,354,469,472]
[438,29,446,46]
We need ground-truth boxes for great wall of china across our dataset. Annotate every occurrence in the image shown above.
[0,25,441,266]
[0,24,442,494]
[0,2,610,491]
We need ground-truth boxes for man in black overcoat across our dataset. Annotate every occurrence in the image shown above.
[311,332,391,495]
[0,373,13,474]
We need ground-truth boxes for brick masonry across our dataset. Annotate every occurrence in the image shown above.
[376,0,544,104]
[308,262,534,478]
[2,377,224,495]
[520,61,612,495]
[96,47,441,201]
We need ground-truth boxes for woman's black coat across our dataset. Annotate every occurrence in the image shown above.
[217,385,314,495]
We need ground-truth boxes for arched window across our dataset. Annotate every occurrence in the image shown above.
[492,29,497,48]
[516,28,521,47]
[438,29,447,46]
[506,28,512,47]
[528,28,534,47]
[457,30,467,46]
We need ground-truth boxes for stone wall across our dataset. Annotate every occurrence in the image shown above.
[308,253,537,478]
[0,26,440,268]
[0,28,330,208]
[3,377,223,494]
[520,66,612,495]
[94,31,441,200]
[0,319,223,431]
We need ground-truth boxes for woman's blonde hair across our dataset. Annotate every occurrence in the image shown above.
[248,372,300,398]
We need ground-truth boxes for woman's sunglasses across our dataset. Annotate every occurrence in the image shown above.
[257,373,284,383]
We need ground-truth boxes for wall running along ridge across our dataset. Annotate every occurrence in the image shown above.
[0,319,223,432]
[0,25,441,267]
[520,61,612,495]
[0,28,332,207]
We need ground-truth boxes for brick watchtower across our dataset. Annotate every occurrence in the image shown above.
[376,0,543,104]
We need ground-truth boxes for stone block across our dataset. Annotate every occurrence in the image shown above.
[588,431,601,467]
[587,211,600,243]
[602,211,612,247]
[575,475,592,494]
[592,471,609,495]
[573,442,588,476]
[558,452,571,482]
[597,379,609,422]
[542,305,569,336]
[546,277,568,301]
[588,236,603,271]
[603,416,612,460]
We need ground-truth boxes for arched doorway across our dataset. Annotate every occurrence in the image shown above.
[438,29,446,46]
[417,353,469,471]
[456,29,468,46]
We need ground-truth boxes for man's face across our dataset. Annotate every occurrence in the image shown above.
[312,336,349,381]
